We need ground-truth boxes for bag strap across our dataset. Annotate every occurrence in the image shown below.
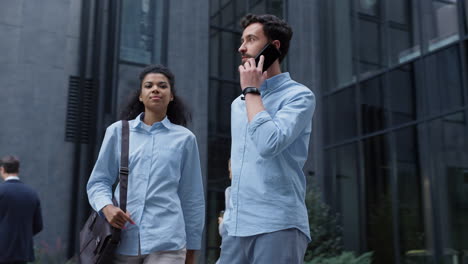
[119,120,129,213]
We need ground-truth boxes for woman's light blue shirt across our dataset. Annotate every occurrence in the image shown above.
[87,113,205,255]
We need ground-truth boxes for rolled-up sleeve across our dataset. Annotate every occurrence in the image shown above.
[248,90,315,158]
[86,124,119,213]
[178,135,205,250]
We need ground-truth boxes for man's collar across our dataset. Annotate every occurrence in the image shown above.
[260,72,291,94]
[5,176,20,181]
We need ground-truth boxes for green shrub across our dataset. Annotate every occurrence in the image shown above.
[304,185,372,263]
[305,251,373,264]
[304,185,343,261]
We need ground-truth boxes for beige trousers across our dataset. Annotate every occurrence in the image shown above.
[113,248,186,264]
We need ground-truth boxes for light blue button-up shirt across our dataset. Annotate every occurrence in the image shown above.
[87,113,205,255]
[226,72,315,241]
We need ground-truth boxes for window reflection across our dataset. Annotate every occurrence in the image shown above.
[329,144,361,252]
[120,0,163,64]
[387,63,423,126]
[323,0,354,90]
[428,112,468,263]
[359,0,379,16]
[395,127,431,264]
[387,0,421,64]
[326,87,357,144]
[358,12,384,77]
[360,76,389,134]
[363,134,395,264]
[427,0,459,51]
[425,46,463,115]
[466,0,468,34]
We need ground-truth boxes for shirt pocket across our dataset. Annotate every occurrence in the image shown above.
[155,146,184,181]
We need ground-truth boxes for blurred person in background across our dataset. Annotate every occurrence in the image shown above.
[0,155,43,264]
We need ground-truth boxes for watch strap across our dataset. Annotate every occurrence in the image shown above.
[241,87,260,100]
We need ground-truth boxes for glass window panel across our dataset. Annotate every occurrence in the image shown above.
[219,31,241,81]
[116,63,142,118]
[267,0,284,17]
[210,28,221,77]
[210,0,220,17]
[235,0,247,25]
[120,0,159,64]
[465,0,468,35]
[426,0,460,51]
[387,0,421,65]
[388,63,425,126]
[363,134,396,264]
[221,0,236,29]
[359,0,380,16]
[358,16,384,77]
[328,144,361,252]
[211,10,222,26]
[208,79,220,135]
[387,0,409,24]
[211,81,238,136]
[360,76,389,134]
[395,127,432,264]
[425,46,464,115]
[323,0,354,90]
[427,112,468,263]
[325,87,357,144]
[249,0,267,14]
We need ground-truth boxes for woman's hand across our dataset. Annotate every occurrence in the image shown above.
[102,204,135,229]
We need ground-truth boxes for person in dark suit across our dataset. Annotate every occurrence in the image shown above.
[0,155,43,264]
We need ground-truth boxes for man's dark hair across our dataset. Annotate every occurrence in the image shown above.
[240,13,293,63]
[120,64,191,126]
[0,155,20,174]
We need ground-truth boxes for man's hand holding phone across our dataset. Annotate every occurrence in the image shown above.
[239,55,267,91]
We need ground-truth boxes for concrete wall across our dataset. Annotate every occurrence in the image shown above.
[0,0,83,251]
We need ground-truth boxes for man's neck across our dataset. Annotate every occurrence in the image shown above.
[265,61,282,79]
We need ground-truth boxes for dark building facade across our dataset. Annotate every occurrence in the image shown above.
[0,0,467,263]
[322,0,468,263]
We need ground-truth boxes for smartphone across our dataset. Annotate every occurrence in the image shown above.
[254,43,281,72]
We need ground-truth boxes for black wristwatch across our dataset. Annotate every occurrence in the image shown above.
[241,87,260,100]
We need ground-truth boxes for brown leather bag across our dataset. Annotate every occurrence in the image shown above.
[79,120,130,264]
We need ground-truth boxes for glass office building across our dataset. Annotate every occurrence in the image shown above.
[322,0,468,263]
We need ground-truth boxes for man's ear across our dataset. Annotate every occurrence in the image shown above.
[272,40,281,50]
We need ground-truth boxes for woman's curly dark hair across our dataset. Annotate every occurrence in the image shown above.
[120,64,191,127]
